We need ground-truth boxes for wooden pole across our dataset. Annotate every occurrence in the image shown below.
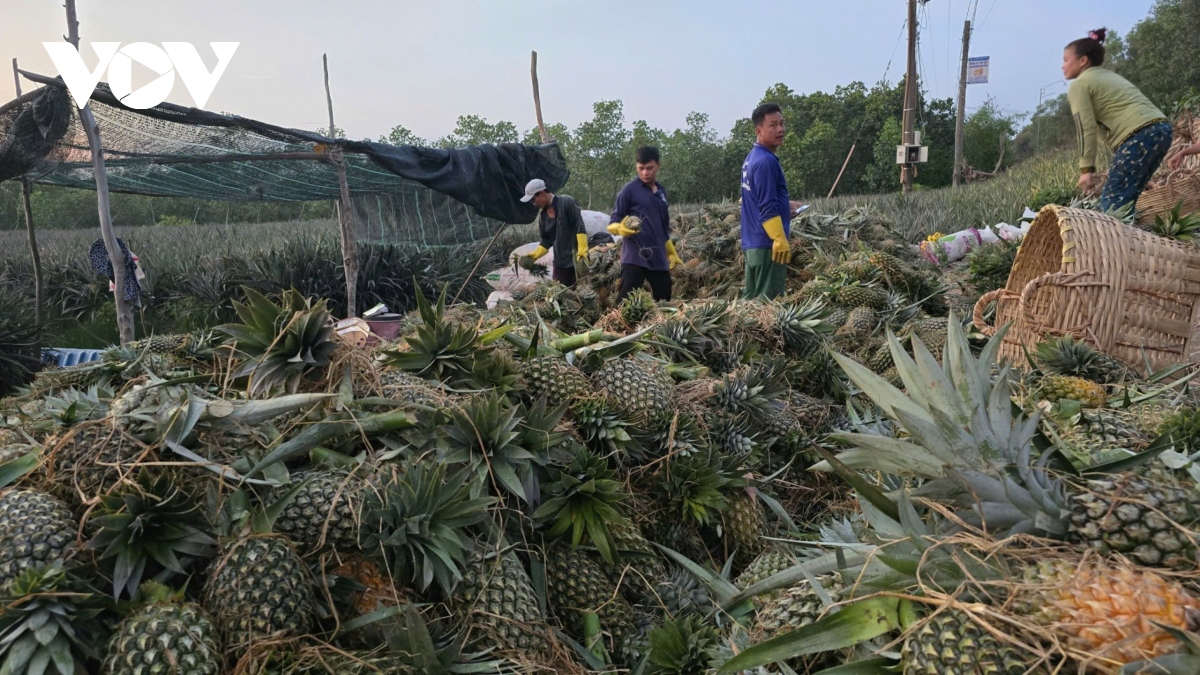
[12,59,43,353]
[323,53,358,318]
[531,51,549,143]
[901,0,918,195]
[952,20,972,188]
[64,0,135,344]
[826,143,857,199]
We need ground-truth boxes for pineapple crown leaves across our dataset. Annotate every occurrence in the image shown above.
[817,313,1040,479]
[218,475,316,538]
[645,410,709,459]
[647,615,720,675]
[571,397,641,461]
[775,299,835,351]
[361,462,493,596]
[86,470,217,599]
[0,448,40,490]
[515,396,571,463]
[531,446,628,564]
[218,287,336,396]
[442,392,539,502]
[1152,201,1200,240]
[712,360,790,419]
[43,385,112,427]
[0,562,109,675]
[656,452,732,527]
[382,284,512,389]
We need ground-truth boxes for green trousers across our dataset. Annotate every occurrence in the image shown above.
[741,248,787,300]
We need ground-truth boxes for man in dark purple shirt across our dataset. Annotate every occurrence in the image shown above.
[607,146,683,302]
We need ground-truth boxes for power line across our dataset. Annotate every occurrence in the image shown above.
[977,0,998,31]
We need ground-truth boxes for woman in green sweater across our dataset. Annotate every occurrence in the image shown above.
[1064,28,1172,212]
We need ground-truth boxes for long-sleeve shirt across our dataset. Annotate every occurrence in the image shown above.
[1068,67,1166,173]
[610,178,670,270]
[537,194,586,269]
[740,143,791,250]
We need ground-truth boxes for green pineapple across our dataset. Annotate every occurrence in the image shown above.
[838,306,877,337]
[900,608,1028,675]
[47,421,149,505]
[824,305,850,329]
[378,367,441,406]
[711,362,789,420]
[274,470,367,556]
[706,412,760,460]
[202,486,316,657]
[1160,407,1200,454]
[753,574,845,639]
[621,289,657,326]
[545,546,636,650]
[572,396,640,459]
[836,284,889,310]
[102,583,220,675]
[735,548,794,596]
[774,300,832,356]
[723,491,767,560]
[451,547,549,654]
[0,488,78,588]
[645,616,719,675]
[592,357,676,424]
[522,355,591,402]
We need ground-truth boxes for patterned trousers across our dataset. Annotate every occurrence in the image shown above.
[1099,120,1174,213]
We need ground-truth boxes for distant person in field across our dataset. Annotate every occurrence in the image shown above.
[518,178,588,288]
[740,103,797,300]
[1064,28,1172,212]
[608,145,681,302]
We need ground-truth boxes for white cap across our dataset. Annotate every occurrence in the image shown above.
[520,178,547,202]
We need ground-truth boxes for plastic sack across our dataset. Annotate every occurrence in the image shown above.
[917,227,997,265]
[486,291,514,309]
[581,210,613,238]
[996,221,1032,242]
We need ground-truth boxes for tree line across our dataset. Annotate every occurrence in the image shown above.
[1,0,1194,229]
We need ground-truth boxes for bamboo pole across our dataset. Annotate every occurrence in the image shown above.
[531,51,548,143]
[12,59,43,353]
[64,0,135,344]
[323,53,358,318]
[826,143,857,199]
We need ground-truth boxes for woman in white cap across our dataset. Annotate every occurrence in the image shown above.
[518,178,589,288]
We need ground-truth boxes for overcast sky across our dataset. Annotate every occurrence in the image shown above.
[3,0,1154,142]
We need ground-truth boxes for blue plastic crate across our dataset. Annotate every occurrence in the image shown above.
[42,348,107,368]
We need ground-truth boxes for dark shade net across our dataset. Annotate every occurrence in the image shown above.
[0,78,568,242]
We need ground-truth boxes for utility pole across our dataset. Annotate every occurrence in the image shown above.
[64,0,135,344]
[952,20,972,188]
[901,0,918,195]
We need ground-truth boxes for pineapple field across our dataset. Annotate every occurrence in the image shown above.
[1,182,1200,675]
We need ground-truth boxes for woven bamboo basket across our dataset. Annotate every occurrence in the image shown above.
[972,206,1200,374]
[1136,114,1200,225]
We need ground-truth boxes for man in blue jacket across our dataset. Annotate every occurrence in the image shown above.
[740,103,793,300]
[607,146,683,302]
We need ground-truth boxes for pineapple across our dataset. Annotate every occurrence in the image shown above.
[838,306,876,337]
[274,470,366,556]
[900,608,1027,675]
[102,583,221,675]
[706,412,760,459]
[1019,558,1200,666]
[533,444,628,563]
[378,367,441,406]
[1068,469,1200,568]
[217,287,336,396]
[868,251,912,280]
[753,574,846,639]
[592,357,675,424]
[644,616,720,674]
[47,421,150,504]
[736,548,794,597]
[202,486,316,657]
[0,489,78,588]
[522,355,591,402]
[621,289,657,326]
[774,300,832,356]
[836,284,889,310]
[1159,407,1200,454]
[824,305,850,329]
[1038,374,1107,408]
[1036,335,1127,384]
[546,546,636,649]
[606,518,667,602]
[723,491,767,560]
[451,548,549,654]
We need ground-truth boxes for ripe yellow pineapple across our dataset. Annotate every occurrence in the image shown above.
[1019,558,1200,666]
[1038,374,1107,408]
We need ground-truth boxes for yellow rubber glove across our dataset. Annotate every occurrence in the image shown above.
[523,245,549,261]
[576,233,589,262]
[665,240,683,270]
[762,216,791,265]
[607,216,641,238]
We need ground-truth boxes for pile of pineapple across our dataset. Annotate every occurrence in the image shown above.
[1,232,1200,674]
